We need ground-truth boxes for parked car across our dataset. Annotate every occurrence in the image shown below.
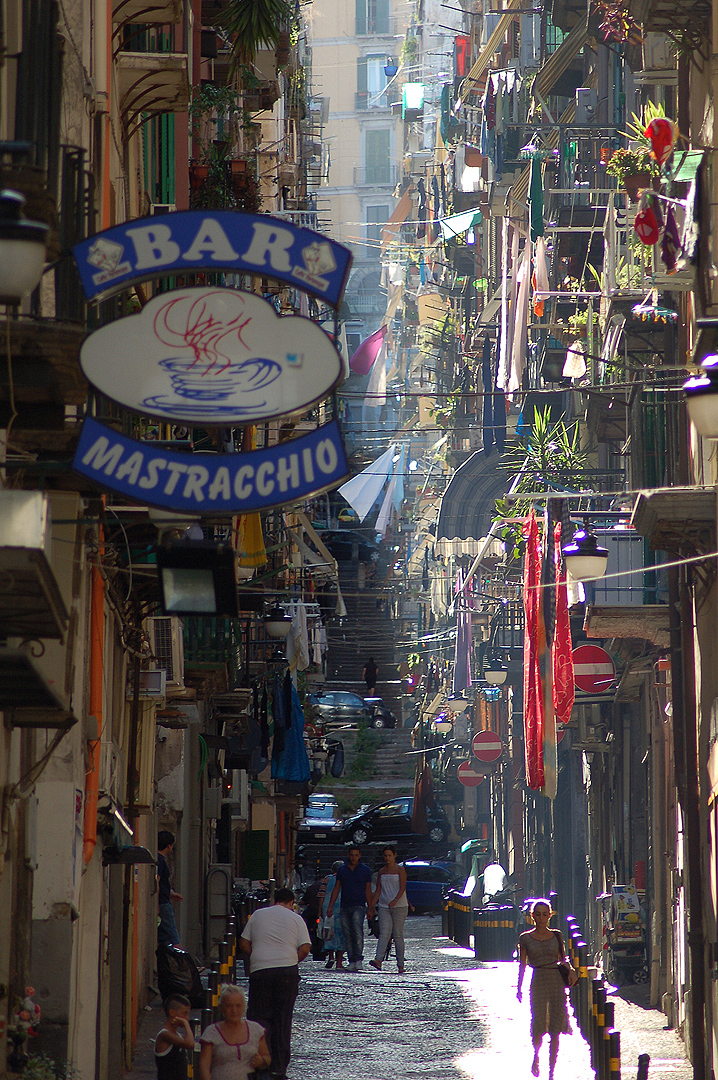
[337,507,358,523]
[297,815,344,844]
[404,861,466,911]
[308,691,372,729]
[306,792,339,819]
[341,797,451,846]
[364,696,397,729]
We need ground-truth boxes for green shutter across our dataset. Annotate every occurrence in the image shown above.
[357,57,367,109]
[356,0,366,34]
[243,830,270,880]
[375,0,390,33]
[365,129,390,184]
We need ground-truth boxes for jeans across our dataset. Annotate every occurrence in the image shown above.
[158,902,180,946]
[375,904,408,967]
[247,965,300,1079]
[340,904,366,964]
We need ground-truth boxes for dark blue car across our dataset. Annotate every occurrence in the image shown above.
[404,862,465,911]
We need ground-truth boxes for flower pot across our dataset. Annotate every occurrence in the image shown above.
[623,172,652,203]
[189,164,210,190]
[464,144,483,168]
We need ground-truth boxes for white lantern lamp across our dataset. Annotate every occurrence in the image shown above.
[562,526,608,582]
[264,605,292,638]
[0,189,49,304]
[684,356,718,439]
[483,654,508,686]
[447,691,471,713]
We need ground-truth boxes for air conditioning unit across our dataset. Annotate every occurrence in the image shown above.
[146,616,185,691]
[127,668,167,699]
[575,87,597,124]
[222,768,249,819]
[150,203,176,215]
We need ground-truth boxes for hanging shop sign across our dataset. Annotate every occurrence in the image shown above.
[72,211,352,305]
[73,417,349,515]
[79,288,344,424]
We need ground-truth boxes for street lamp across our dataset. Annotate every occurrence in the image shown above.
[264,605,292,638]
[562,525,609,581]
[156,540,239,616]
[483,654,508,686]
[448,691,471,713]
[432,713,453,735]
[683,356,718,439]
[0,190,49,304]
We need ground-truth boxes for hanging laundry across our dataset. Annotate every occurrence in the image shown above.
[661,206,681,272]
[431,175,441,242]
[416,178,427,239]
[645,117,679,166]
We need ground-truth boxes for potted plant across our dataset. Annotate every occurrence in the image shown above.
[605,147,659,201]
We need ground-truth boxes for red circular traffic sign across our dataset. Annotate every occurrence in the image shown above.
[572,643,616,694]
[457,761,486,787]
[472,730,503,762]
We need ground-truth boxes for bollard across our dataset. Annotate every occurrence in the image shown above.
[473,910,483,961]
[442,898,450,937]
[210,962,221,1020]
[604,1001,615,1080]
[595,984,607,1080]
[201,1003,213,1040]
[637,1053,650,1080]
[576,942,587,1034]
[609,1030,621,1080]
[591,978,603,1065]
[219,940,230,980]
[189,1016,201,1079]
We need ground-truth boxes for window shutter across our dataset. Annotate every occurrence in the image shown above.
[375,0,390,33]
[356,56,367,109]
[355,0,366,34]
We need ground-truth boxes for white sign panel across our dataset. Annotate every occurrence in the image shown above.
[80,287,344,424]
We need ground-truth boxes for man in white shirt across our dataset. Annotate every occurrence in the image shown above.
[240,888,311,1080]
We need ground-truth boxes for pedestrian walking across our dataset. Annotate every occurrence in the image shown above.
[199,984,270,1080]
[363,657,378,695]
[154,993,195,1080]
[516,899,571,1080]
[327,846,373,972]
[321,861,347,969]
[157,831,182,946]
[369,846,408,973]
[239,888,311,1080]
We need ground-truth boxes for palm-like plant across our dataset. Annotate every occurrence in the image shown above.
[221,0,295,67]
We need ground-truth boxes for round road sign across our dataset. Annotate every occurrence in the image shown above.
[572,643,616,694]
[472,730,503,762]
[457,761,486,787]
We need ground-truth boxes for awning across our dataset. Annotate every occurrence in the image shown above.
[671,149,704,184]
[440,207,482,241]
[531,15,590,104]
[459,0,525,98]
[381,190,413,252]
[436,451,507,541]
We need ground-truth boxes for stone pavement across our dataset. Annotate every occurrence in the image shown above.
[124,917,692,1080]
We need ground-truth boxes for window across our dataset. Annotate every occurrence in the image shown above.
[356,56,389,109]
[356,0,390,35]
[364,129,391,184]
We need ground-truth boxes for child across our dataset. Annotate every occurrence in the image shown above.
[155,993,195,1080]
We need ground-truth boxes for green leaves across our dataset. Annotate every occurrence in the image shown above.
[221,0,295,66]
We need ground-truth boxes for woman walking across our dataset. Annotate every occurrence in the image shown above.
[369,846,408,973]
[199,984,270,1080]
[516,899,571,1079]
[321,861,347,970]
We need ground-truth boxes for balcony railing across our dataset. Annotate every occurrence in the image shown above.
[353,164,399,186]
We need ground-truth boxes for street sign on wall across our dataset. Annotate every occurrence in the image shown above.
[572,643,616,694]
[79,288,344,425]
[73,211,352,304]
[73,417,349,515]
[457,761,486,787]
[472,730,503,763]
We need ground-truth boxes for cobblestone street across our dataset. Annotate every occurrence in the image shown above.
[128,917,693,1080]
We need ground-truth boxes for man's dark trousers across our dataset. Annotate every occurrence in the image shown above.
[247,964,300,1079]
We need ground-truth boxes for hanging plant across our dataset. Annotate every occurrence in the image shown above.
[221,0,295,68]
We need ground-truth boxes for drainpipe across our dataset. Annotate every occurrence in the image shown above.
[83,532,104,865]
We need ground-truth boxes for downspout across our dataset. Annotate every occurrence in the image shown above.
[83,530,105,865]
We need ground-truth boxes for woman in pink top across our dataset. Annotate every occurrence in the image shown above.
[199,984,270,1080]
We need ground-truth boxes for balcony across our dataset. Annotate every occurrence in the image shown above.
[112,0,182,24]
[353,164,399,187]
[355,91,389,111]
[117,51,190,139]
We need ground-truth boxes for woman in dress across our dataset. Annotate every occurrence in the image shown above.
[321,861,347,969]
[517,899,571,1079]
[369,845,408,973]
[199,984,270,1080]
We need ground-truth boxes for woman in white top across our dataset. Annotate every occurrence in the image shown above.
[370,845,409,973]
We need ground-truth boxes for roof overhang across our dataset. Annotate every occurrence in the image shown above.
[584,604,670,649]
[631,488,716,554]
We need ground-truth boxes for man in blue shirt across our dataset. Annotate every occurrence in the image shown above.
[327,846,374,971]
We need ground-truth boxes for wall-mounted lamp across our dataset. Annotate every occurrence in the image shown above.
[447,691,471,713]
[156,540,238,616]
[432,713,453,734]
[264,605,292,638]
[384,57,398,77]
[0,189,49,304]
[562,526,608,581]
[684,356,718,439]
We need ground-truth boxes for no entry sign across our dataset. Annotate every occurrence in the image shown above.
[572,644,616,694]
[458,761,486,787]
[472,730,503,762]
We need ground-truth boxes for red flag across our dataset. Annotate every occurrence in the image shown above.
[552,523,574,725]
[349,325,387,376]
[523,510,545,789]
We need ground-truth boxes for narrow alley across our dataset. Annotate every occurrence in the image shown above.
[127,919,691,1080]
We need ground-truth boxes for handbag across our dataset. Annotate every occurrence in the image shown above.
[558,961,578,988]
[318,915,334,941]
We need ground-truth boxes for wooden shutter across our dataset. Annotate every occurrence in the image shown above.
[365,129,391,184]
[356,56,367,110]
[356,0,366,34]
[375,0,390,33]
